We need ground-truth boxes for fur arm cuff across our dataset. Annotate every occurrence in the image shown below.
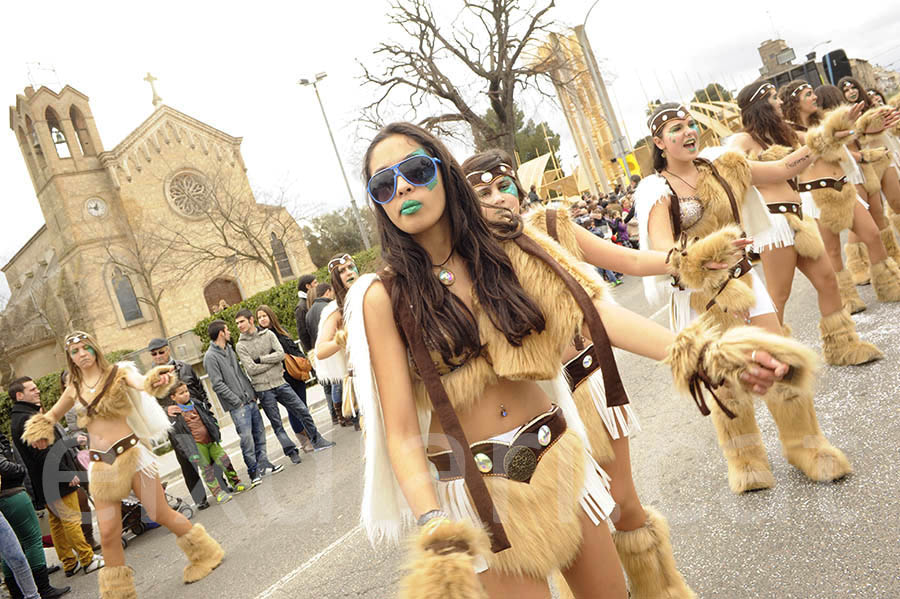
[143,365,180,399]
[860,147,889,163]
[334,329,348,349]
[806,106,855,162]
[399,520,490,599]
[21,413,56,445]
[667,225,743,292]
[856,106,892,142]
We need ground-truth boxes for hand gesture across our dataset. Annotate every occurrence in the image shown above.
[166,405,180,417]
[739,349,790,395]
[31,439,49,450]
[152,366,175,389]
[704,238,752,270]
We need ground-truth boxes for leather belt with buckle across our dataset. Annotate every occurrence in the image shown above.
[89,434,139,465]
[798,176,847,192]
[428,408,567,483]
[767,202,803,220]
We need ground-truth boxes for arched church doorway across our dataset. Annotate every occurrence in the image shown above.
[204,278,242,314]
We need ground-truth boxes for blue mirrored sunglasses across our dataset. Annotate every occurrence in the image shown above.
[367,155,442,205]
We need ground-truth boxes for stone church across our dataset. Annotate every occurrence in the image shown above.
[2,83,315,383]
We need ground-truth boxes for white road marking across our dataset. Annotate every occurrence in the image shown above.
[255,525,362,598]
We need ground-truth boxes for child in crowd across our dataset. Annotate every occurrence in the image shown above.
[166,383,247,504]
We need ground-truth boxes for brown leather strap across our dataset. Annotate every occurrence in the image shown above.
[767,202,803,219]
[687,344,736,419]
[78,365,119,417]
[564,344,601,392]
[546,208,559,243]
[380,274,510,553]
[695,158,743,232]
[512,234,629,408]
[704,255,754,311]
[798,176,847,192]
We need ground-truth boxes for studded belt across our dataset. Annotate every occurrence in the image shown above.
[767,202,803,220]
[89,434,139,465]
[565,345,600,392]
[427,407,567,484]
[798,176,847,192]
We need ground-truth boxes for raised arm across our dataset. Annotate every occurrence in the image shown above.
[747,146,815,185]
[572,223,670,276]
[315,311,344,360]
[363,281,440,521]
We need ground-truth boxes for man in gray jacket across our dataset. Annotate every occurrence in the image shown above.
[234,309,335,460]
[203,319,281,486]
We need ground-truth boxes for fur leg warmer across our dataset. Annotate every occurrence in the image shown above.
[819,310,883,366]
[20,413,56,446]
[176,523,224,583]
[143,365,180,398]
[835,269,867,314]
[879,228,900,264]
[710,392,774,493]
[399,520,490,599]
[98,565,137,599]
[870,258,900,302]
[844,242,871,286]
[764,385,852,482]
[612,507,696,599]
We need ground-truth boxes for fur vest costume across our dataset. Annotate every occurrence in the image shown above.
[314,301,349,384]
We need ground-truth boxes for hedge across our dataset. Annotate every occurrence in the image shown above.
[192,246,382,352]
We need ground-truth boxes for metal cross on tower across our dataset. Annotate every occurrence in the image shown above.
[144,72,163,108]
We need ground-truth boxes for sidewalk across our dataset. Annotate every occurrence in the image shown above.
[158,383,332,485]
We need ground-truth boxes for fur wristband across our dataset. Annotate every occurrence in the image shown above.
[21,413,56,445]
[806,105,856,162]
[399,519,490,599]
[143,365,180,399]
[669,225,743,292]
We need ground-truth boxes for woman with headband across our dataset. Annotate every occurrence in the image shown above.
[21,331,224,598]
[635,98,852,495]
[346,121,813,599]
[314,253,361,429]
[728,81,882,365]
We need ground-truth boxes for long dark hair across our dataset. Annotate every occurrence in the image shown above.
[327,253,355,313]
[648,103,681,172]
[362,122,545,360]
[778,80,816,130]
[815,84,845,115]
[837,76,873,112]
[737,81,799,148]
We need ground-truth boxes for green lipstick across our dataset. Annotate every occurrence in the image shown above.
[401,200,422,215]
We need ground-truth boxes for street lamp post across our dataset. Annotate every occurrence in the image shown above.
[299,72,372,250]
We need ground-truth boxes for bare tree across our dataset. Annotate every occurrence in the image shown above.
[359,0,564,157]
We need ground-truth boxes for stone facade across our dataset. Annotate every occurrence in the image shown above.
[3,85,315,382]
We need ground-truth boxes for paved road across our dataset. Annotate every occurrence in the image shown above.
[54,267,900,598]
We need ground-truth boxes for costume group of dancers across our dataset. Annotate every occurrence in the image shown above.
[18,75,899,598]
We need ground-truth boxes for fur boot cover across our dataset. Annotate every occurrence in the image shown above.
[398,520,490,599]
[818,310,883,366]
[142,365,180,399]
[89,447,140,503]
[789,214,826,259]
[844,242,871,285]
[612,507,696,599]
[20,413,55,446]
[879,228,900,264]
[806,106,856,162]
[809,183,857,234]
[835,268,867,314]
[870,258,900,302]
[859,152,891,196]
[710,389,774,493]
[175,523,224,583]
[98,565,137,599]
[764,385,852,482]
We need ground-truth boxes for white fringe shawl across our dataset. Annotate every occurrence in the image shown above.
[116,362,172,444]
[345,273,615,548]
[314,301,349,384]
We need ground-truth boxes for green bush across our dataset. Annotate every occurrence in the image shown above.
[193,246,382,352]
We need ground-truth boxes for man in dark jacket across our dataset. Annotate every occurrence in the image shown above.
[293,274,317,353]
[9,377,102,578]
[148,337,216,510]
[0,432,70,598]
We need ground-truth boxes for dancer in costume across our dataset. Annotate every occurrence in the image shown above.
[347,122,814,599]
[462,149,699,598]
[21,332,223,599]
[636,102,852,494]
[314,253,360,430]
[728,81,882,365]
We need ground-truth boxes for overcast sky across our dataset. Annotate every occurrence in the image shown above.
[2,1,898,302]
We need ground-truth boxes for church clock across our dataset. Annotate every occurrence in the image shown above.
[85,197,108,218]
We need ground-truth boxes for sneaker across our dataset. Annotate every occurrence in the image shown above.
[313,440,337,452]
[64,563,82,577]
[260,464,285,476]
[197,499,210,511]
[215,491,233,505]
[83,555,104,574]
[231,481,248,493]
[289,452,303,465]
[249,477,262,489]
[615,279,624,286]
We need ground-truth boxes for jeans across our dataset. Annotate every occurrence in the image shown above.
[0,512,38,599]
[0,491,45,580]
[328,381,343,407]
[285,374,308,434]
[229,402,273,478]
[258,384,325,449]
[322,382,338,421]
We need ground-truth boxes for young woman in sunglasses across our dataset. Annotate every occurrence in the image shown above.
[346,122,812,599]
[636,100,852,496]
[727,81,882,366]
[313,253,361,429]
[21,331,224,598]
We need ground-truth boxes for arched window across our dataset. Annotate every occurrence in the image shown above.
[69,105,95,156]
[16,127,37,175]
[270,232,294,279]
[112,267,143,322]
[25,116,47,169]
[45,107,71,159]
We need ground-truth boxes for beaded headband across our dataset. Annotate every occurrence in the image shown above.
[790,83,812,98]
[327,254,353,274]
[65,331,91,347]
[841,81,855,90]
[748,82,775,105]
[648,105,690,137]
[466,163,515,188]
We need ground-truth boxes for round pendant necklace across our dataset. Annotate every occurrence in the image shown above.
[435,248,456,286]
[83,374,102,394]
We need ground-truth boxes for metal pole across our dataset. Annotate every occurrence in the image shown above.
[310,82,371,250]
